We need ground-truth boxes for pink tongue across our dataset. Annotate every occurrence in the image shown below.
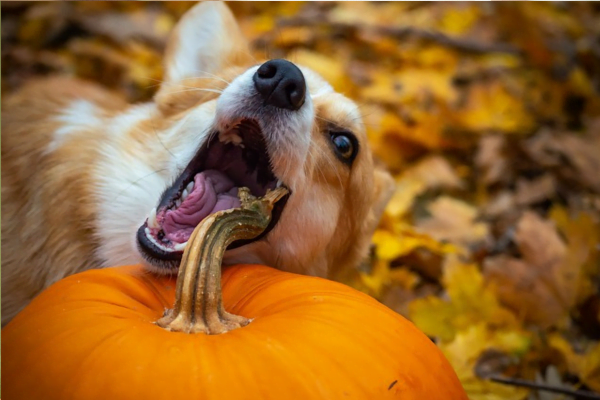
[162,170,240,243]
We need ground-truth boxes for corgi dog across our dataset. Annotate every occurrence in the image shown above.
[1,2,394,325]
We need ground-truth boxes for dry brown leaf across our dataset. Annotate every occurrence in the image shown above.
[556,134,600,193]
[514,175,556,206]
[484,211,574,328]
[525,131,600,193]
[382,155,463,220]
[75,9,175,48]
[484,190,517,218]
[404,155,465,190]
[515,211,567,272]
[475,135,508,186]
[417,196,490,249]
[484,255,570,328]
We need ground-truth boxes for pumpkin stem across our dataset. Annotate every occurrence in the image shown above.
[156,187,289,334]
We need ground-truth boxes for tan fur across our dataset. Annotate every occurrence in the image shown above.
[1,78,127,320]
[1,2,393,325]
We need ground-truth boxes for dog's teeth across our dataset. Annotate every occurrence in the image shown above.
[186,181,194,193]
[276,180,283,188]
[175,199,182,208]
[173,241,188,251]
[230,134,243,146]
[145,227,173,252]
[148,208,159,229]
[218,130,243,146]
[218,131,234,144]
[182,189,189,201]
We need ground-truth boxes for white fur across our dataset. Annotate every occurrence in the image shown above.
[93,103,170,266]
[1,1,392,327]
[46,100,102,154]
[93,101,220,267]
[107,102,156,138]
[92,62,340,273]
[91,4,364,275]
[215,66,315,188]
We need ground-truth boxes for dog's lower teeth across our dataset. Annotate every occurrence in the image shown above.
[182,189,189,201]
[175,199,182,208]
[276,180,283,188]
[173,241,188,251]
[145,227,170,251]
[185,181,194,193]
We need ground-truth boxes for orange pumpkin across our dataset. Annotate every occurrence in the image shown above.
[2,189,467,399]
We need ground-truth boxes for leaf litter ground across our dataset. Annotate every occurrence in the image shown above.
[2,2,599,398]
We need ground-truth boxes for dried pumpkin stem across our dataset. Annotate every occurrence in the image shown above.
[156,187,288,334]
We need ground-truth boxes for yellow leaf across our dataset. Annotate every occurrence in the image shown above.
[581,343,600,392]
[440,325,530,400]
[372,230,410,261]
[273,26,314,47]
[359,259,419,298]
[410,256,521,342]
[383,177,425,220]
[454,81,535,133]
[289,49,348,93]
[410,296,458,342]
[439,5,480,35]
[548,334,600,391]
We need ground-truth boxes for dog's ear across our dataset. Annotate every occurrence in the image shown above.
[331,166,394,280]
[156,2,251,114]
[369,167,395,227]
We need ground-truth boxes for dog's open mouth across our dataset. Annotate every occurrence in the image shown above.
[137,119,290,271]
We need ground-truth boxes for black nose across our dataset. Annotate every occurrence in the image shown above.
[253,59,306,111]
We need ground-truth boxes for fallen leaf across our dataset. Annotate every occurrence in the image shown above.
[416,196,490,249]
[525,131,600,193]
[514,175,556,206]
[410,256,521,342]
[440,324,530,400]
[550,206,600,305]
[484,255,570,328]
[403,155,464,190]
[475,134,509,186]
[453,80,536,134]
[359,258,420,299]
[75,9,175,48]
[548,334,600,392]
[484,211,574,328]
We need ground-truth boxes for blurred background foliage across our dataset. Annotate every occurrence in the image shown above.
[2,2,600,399]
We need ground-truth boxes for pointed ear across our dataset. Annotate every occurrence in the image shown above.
[155,2,251,114]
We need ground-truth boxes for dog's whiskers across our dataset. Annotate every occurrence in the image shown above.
[163,88,224,95]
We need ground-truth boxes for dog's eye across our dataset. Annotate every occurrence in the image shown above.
[333,135,353,157]
[329,132,358,164]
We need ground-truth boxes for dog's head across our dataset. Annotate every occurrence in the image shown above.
[137,2,394,277]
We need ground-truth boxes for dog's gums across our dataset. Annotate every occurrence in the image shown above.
[137,119,290,271]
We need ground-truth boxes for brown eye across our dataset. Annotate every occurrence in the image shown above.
[329,131,359,165]
[332,134,353,159]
